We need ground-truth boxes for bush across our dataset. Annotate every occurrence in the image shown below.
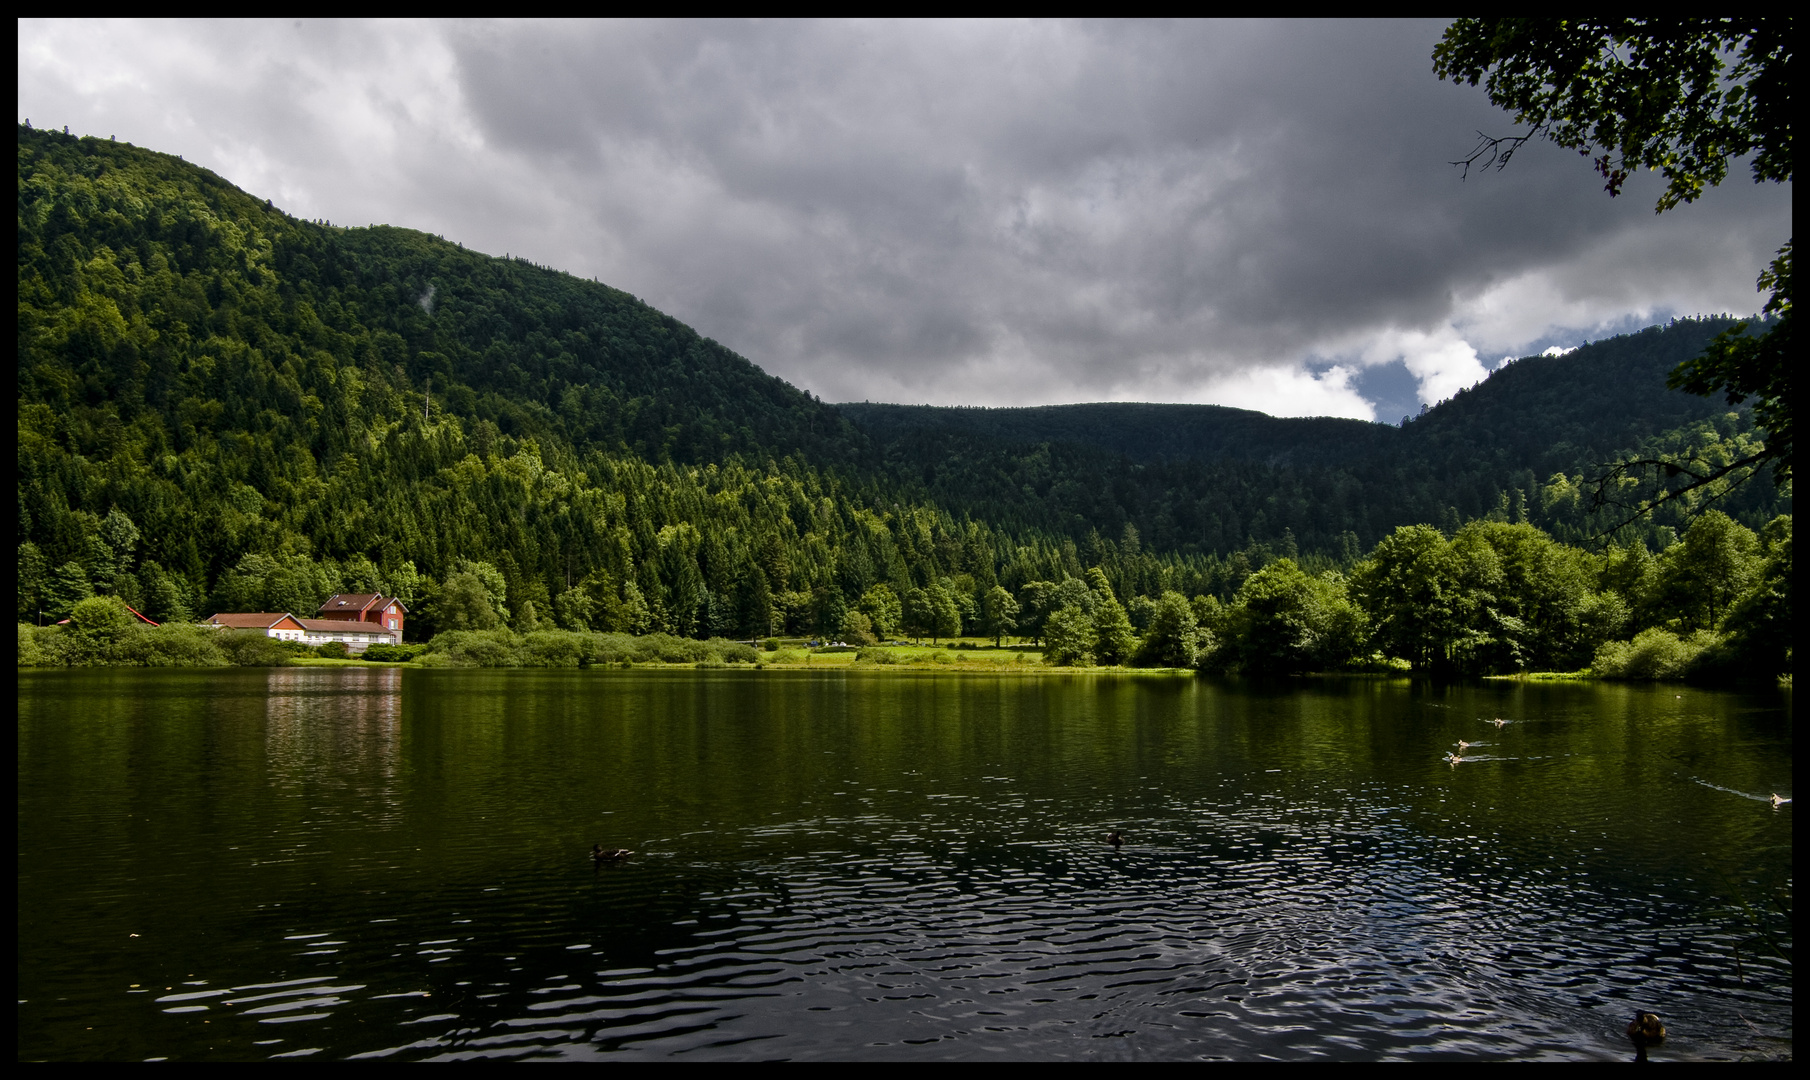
[1592,627,1718,679]
[215,630,294,666]
[17,623,60,666]
[763,637,781,652]
[711,639,760,664]
[856,647,900,664]
[361,642,425,663]
[108,623,229,667]
[420,629,521,666]
[316,641,350,659]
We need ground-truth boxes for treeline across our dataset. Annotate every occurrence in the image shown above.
[22,508,1791,682]
[983,510,1790,680]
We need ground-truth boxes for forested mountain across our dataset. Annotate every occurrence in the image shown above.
[15,123,1101,636]
[14,124,1790,677]
[839,317,1788,556]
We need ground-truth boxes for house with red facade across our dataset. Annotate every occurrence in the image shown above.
[204,594,408,654]
[314,594,407,638]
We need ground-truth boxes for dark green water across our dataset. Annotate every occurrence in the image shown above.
[17,669,1793,1061]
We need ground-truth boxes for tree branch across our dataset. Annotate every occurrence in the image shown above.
[1450,130,1539,181]
[1585,448,1775,541]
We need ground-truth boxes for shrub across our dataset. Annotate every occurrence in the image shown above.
[108,623,229,667]
[17,623,60,666]
[1592,627,1718,679]
[361,642,424,663]
[316,641,350,659]
[520,629,588,667]
[215,630,294,666]
[422,629,520,666]
[709,639,760,664]
[856,647,900,664]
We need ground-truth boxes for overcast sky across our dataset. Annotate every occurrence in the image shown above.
[18,19,1791,423]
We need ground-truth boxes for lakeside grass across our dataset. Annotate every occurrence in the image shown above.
[290,639,1203,673]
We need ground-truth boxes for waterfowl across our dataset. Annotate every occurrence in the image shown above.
[1444,752,1463,766]
[591,844,633,862]
[1107,831,1123,849]
[1771,793,1791,808]
[1492,717,1508,729]
[1626,1011,1666,1047]
[1456,740,1472,751]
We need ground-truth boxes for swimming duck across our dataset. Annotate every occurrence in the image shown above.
[591,844,633,862]
[1107,831,1123,849]
[1771,793,1791,808]
[1626,1011,1666,1047]
[1444,752,1464,766]
[1456,740,1472,751]
[1491,717,1508,729]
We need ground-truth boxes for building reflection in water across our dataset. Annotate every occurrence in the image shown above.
[264,667,404,829]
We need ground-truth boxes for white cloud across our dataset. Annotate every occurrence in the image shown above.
[1186,363,1375,421]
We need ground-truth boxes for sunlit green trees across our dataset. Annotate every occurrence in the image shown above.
[980,585,1019,647]
[1042,606,1093,666]
[1216,559,1366,674]
[1135,591,1207,668]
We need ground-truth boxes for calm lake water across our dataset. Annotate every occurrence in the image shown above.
[17,669,1793,1061]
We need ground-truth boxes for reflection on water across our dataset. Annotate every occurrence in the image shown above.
[17,670,1792,1061]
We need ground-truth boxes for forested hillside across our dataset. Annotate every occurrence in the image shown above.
[14,123,1207,637]
[840,316,1787,557]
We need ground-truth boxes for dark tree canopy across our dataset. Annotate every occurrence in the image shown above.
[1433,17,1791,210]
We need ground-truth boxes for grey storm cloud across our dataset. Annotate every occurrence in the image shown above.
[17,19,1792,419]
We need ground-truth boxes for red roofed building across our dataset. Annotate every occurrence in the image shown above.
[315,593,407,640]
[205,613,309,642]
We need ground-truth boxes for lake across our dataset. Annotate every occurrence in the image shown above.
[16,668,1793,1061]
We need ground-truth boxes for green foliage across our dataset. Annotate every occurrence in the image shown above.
[857,585,902,639]
[1648,510,1762,631]
[316,641,351,659]
[1042,605,1094,666]
[17,624,59,667]
[839,609,878,647]
[1433,18,1791,211]
[1218,559,1365,674]
[1091,596,1137,666]
[417,629,757,667]
[1669,242,1792,482]
[214,630,294,666]
[1593,627,1719,680]
[980,584,1019,646]
[360,642,425,662]
[1134,591,1207,668]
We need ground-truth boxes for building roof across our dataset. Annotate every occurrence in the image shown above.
[206,613,304,630]
[295,618,398,635]
[317,593,409,615]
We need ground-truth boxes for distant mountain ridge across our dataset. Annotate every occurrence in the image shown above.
[836,401,1392,470]
[835,317,1784,554]
[840,317,1755,473]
